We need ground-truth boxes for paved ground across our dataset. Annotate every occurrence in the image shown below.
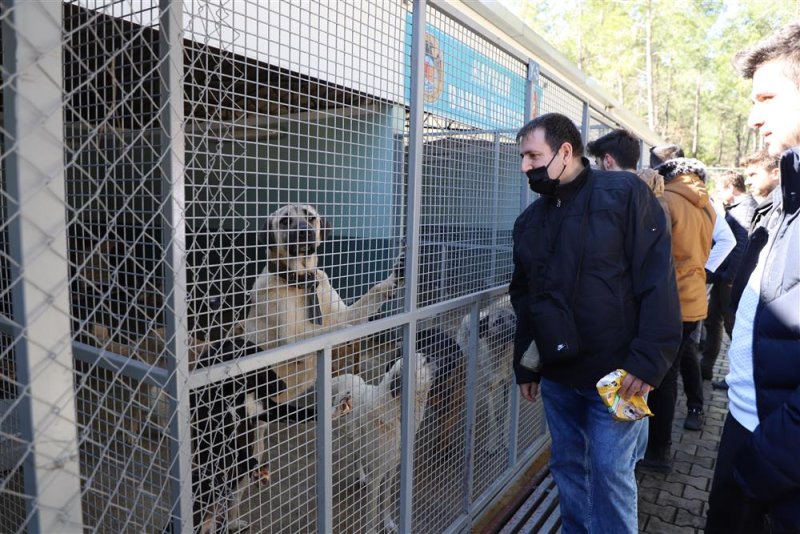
[636,340,731,534]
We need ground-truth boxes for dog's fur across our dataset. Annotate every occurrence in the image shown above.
[415,328,467,455]
[241,204,402,405]
[190,335,359,533]
[455,302,516,454]
[192,203,400,532]
[331,353,433,533]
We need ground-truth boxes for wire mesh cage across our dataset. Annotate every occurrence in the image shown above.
[0,0,658,532]
[587,112,619,144]
[538,74,586,127]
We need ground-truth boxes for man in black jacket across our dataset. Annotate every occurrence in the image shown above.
[705,21,800,534]
[510,113,681,534]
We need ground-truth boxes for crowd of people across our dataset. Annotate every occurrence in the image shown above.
[510,20,800,534]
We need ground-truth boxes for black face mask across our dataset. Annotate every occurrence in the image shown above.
[526,150,565,196]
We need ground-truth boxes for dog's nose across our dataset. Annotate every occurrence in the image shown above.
[288,220,315,245]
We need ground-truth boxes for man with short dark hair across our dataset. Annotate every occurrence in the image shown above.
[511,112,681,533]
[705,21,800,534]
[741,148,781,232]
[700,171,756,383]
[586,129,641,171]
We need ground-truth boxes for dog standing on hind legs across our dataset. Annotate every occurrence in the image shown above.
[240,204,404,352]
[195,204,401,532]
[239,203,403,410]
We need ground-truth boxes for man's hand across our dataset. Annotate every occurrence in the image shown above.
[519,382,539,403]
[618,371,653,400]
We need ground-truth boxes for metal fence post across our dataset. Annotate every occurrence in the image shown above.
[158,1,192,530]
[461,302,480,512]
[639,139,645,169]
[510,59,546,463]
[316,347,333,533]
[581,101,590,143]
[490,132,500,285]
[521,60,538,211]
[1,1,83,531]
[399,0,427,531]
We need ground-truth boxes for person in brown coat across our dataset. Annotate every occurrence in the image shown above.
[640,157,715,472]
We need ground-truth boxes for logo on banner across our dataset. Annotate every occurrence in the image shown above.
[423,32,444,103]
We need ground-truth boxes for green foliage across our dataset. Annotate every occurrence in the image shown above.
[512,0,797,166]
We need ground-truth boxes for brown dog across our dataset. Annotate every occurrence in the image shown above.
[240,204,403,407]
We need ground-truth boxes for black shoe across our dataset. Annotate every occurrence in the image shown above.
[684,408,705,431]
[712,379,729,390]
[638,446,673,473]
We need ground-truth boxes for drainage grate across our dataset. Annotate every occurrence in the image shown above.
[498,472,560,534]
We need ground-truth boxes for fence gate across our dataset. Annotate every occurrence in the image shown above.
[0,1,653,532]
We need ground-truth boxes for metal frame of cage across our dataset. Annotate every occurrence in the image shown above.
[0,1,662,533]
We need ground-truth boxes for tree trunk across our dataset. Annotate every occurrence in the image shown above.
[663,68,673,137]
[716,115,724,165]
[644,0,655,129]
[577,4,584,70]
[691,74,701,157]
[744,127,753,158]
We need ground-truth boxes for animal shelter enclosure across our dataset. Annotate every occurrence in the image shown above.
[0,1,660,532]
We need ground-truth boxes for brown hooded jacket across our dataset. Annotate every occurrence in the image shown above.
[659,158,715,321]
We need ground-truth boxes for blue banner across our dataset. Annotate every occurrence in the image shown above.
[406,15,527,130]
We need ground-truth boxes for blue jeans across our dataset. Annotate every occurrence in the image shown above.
[540,378,642,534]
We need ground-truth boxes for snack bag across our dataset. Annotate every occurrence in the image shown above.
[596,369,653,421]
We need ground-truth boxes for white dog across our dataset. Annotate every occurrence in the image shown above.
[456,302,516,454]
[331,353,433,533]
[240,204,403,406]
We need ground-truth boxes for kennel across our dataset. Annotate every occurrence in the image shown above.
[0,1,661,532]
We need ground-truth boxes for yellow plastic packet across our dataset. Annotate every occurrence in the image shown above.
[596,369,653,421]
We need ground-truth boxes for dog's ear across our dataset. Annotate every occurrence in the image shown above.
[320,214,332,241]
[259,217,274,246]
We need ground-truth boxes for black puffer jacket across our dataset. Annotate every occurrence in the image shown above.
[510,161,682,389]
[729,147,800,533]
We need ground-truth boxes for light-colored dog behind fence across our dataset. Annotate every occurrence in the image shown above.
[331,353,434,534]
[455,301,516,455]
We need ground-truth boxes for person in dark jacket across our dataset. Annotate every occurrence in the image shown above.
[510,113,681,534]
[705,21,800,534]
[701,171,756,381]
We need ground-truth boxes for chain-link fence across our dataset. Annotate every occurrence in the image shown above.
[0,1,658,532]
